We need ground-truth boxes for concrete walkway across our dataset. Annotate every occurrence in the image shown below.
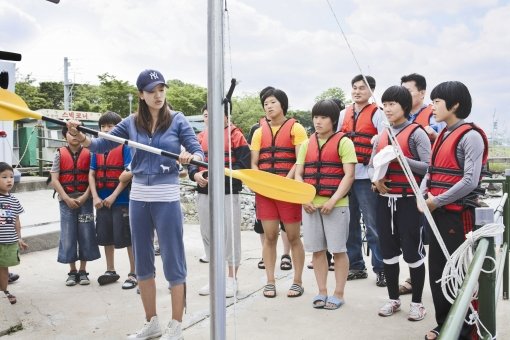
[1,183,510,339]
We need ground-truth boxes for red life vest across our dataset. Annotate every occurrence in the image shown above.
[340,103,378,165]
[95,145,124,189]
[258,118,297,176]
[197,124,241,172]
[427,123,489,211]
[303,132,346,197]
[58,146,90,194]
[376,123,424,196]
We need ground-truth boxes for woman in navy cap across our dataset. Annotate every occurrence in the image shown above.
[68,69,203,340]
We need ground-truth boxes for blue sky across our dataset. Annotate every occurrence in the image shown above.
[1,0,509,134]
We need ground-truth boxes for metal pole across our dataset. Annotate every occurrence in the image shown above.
[504,169,510,299]
[440,239,489,340]
[476,208,496,339]
[64,57,70,111]
[207,1,226,339]
[37,123,43,176]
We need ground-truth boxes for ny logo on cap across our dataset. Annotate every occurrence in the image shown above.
[149,71,159,80]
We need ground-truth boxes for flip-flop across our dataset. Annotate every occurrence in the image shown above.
[324,295,344,310]
[258,259,265,269]
[3,290,16,305]
[312,294,327,309]
[424,329,439,340]
[287,283,304,298]
[263,283,276,298]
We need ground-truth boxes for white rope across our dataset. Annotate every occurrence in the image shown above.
[324,1,500,336]
[224,2,239,338]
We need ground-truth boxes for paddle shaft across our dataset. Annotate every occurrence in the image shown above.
[41,115,209,168]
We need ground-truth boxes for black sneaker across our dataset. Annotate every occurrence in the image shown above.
[78,271,90,285]
[347,268,368,281]
[8,273,19,284]
[66,271,79,286]
[376,271,387,287]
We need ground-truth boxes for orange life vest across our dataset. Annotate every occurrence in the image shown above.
[58,146,90,194]
[340,103,378,165]
[376,123,424,196]
[95,145,124,189]
[197,124,241,172]
[303,132,346,197]
[258,118,297,176]
[427,123,488,211]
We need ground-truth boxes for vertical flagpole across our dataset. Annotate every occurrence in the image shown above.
[207,1,226,339]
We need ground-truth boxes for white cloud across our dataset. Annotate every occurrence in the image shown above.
[1,0,508,133]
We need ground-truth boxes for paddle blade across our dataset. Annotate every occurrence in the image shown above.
[0,89,42,121]
[225,168,315,204]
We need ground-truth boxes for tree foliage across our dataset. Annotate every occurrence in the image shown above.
[167,79,207,116]
[97,73,135,117]
[314,87,350,105]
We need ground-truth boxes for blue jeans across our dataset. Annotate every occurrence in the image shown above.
[346,179,384,273]
[57,198,101,264]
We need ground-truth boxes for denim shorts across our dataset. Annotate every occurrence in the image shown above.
[96,205,131,248]
[57,198,101,264]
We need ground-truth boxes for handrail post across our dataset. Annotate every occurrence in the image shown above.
[476,208,496,339]
[504,169,510,299]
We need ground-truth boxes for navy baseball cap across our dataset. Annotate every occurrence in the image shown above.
[136,69,168,92]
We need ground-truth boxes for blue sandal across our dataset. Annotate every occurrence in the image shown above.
[324,295,344,310]
[312,294,327,309]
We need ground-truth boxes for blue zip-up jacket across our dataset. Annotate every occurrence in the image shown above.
[89,112,204,186]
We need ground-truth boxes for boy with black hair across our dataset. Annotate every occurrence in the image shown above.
[337,74,386,287]
[295,99,356,310]
[371,86,430,321]
[400,73,445,142]
[422,81,488,340]
[89,111,136,289]
[50,126,100,286]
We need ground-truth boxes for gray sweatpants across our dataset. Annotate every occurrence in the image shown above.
[197,193,241,266]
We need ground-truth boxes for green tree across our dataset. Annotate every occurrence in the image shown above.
[231,94,264,135]
[98,73,134,117]
[289,109,313,134]
[167,79,207,116]
[39,81,64,109]
[315,87,350,105]
[72,84,103,112]
[14,74,50,110]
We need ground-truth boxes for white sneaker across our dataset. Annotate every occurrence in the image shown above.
[226,277,237,298]
[408,302,426,321]
[126,316,162,339]
[198,284,210,296]
[378,299,401,317]
[160,319,183,340]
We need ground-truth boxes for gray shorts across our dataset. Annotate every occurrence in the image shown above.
[302,206,349,254]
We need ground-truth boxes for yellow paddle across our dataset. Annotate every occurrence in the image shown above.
[0,88,315,204]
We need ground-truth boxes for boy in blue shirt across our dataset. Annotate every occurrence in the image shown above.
[89,111,136,289]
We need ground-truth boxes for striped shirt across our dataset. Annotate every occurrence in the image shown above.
[130,182,180,202]
[0,194,24,244]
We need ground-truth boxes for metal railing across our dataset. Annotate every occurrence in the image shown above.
[439,169,510,339]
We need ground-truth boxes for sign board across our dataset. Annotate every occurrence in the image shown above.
[36,109,101,121]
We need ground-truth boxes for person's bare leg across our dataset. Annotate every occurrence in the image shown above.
[138,277,157,321]
[313,251,328,297]
[261,220,280,296]
[284,222,304,295]
[170,283,185,322]
[127,246,135,274]
[104,245,115,271]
